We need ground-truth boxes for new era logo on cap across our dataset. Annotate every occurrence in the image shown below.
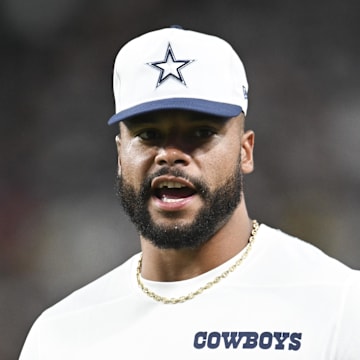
[108,26,249,124]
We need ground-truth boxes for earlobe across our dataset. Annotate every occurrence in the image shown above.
[241,130,255,174]
[116,135,121,153]
[115,135,122,176]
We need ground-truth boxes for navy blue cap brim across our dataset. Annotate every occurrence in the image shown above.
[108,98,242,125]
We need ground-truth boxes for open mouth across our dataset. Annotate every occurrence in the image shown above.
[154,180,196,203]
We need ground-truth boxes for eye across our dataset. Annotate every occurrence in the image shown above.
[192,127,216,139]
[137,128,162,141]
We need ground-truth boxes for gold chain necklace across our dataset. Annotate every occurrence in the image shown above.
[136,219,259,304]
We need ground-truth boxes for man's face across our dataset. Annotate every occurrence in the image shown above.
[116,110,254,249]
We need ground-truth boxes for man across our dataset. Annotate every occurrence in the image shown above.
[20,26,360,359]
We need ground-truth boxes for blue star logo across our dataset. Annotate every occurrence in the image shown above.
[147,43,194,87]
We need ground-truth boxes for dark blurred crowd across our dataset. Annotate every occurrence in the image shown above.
[1,0,359,358]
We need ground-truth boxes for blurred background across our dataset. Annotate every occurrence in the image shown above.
[1,0,359,358]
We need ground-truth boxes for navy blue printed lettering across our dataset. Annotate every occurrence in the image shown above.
[273,332,290,350]
[242,332,258,349]
[259,332,273,349]
[193,331,302,351]
[207,332,221,349]
[193,332,207,349]
[289,332,302,351]
[221,332,242,349]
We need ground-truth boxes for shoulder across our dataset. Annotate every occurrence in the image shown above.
[19,254,141,359]
[39,253,140,320]
[253,224,359,285]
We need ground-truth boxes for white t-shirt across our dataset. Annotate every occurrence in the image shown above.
[19,224,360,359]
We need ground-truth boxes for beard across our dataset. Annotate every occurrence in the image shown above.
[116,163,243,250]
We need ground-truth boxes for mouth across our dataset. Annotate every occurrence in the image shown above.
[152,177,197,203]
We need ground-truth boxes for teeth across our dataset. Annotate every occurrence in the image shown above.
[161,197,183,203]
[158,181,186,189]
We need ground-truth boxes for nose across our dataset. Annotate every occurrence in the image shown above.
[155,146,191,167]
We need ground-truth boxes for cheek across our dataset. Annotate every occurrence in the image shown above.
[119,146,154,187]
[197,143,240,187]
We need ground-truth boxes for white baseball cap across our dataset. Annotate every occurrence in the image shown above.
[108,26,249,124]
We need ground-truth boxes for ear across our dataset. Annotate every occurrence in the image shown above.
[115,135,122,176]
[240,130,255,174]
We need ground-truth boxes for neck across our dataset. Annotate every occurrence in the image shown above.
[140,200,253,281]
